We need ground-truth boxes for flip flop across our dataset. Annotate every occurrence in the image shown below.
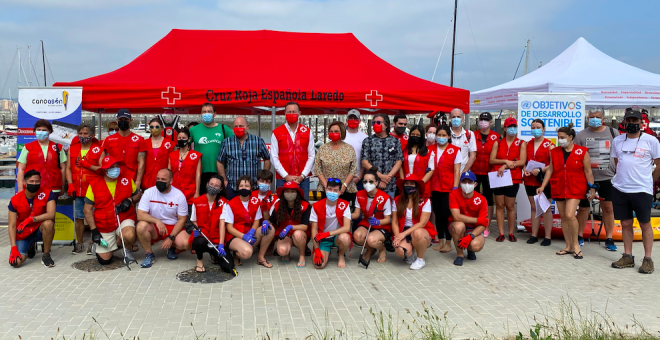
[573,251,583,259]
[296,261,306,268]
[195,266,206,273]
[556,249,574,255]
[257,260,273,268]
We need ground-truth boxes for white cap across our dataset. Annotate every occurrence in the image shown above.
[347,109,361,119]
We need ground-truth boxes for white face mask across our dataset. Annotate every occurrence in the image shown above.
[558,138,568,147]
[478,121,490,130]
[426,133,436,143]
[364,183,376,192]
[461,183,475,194]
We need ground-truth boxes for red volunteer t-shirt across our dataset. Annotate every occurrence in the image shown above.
[448,189,488,228]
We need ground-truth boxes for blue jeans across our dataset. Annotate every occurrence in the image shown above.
[16,228,43,255]
[226,185,238,200]
[276,178,310,201]
[74,197,85,219]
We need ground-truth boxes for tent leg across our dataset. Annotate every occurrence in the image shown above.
[257,109,262,139]
[270,106,276,191]
[97,111,102,139]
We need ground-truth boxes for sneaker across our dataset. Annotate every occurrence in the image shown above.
[453,257,464,266]
[86,243,94,255]
[540,238,552,246]
[496,235,505,242]
[409,258,426,270]
[27,242,37,259]
[508,234,517,242]
[639,257,654,274]
[72,243,85,255]
[405,250,417,264]
[167,246,178,260]
[41,253,55,267]
[611,253,635,269]
[578,236,584,246]
[467,250,477,260]
[141,252,156,268]
[124,248,137,264]
[605,238,617,252]
[526,236,538,244]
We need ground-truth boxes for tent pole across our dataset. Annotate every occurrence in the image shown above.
[271,106,276,131]
[257,109,262,138]
[97,111,102,139]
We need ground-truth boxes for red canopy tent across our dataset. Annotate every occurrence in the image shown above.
[54,29,469,114]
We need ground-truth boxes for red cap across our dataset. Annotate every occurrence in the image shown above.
[276,181,304,199]
[396,173,426,197]
[504,117,518,127]
[99,156,125,169]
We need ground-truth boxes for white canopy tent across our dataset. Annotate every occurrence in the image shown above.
[470,37,660,110]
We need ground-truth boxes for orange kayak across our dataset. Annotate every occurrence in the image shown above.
[521,214,660,241]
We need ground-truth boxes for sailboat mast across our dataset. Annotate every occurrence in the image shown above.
[41,40,47,86]
[524,39,530,75]
[450,0,458,87]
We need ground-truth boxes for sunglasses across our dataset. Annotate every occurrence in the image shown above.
[362,179,376,185]
[149,125,162,130]
[327,178,341,184]
[372,121,383,125]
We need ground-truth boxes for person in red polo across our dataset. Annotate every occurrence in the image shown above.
[101,109,146,189]
[84,156,141,265]
[310,178,352,269]
[449,171,488,266]
[268,181,311,267]
[8,170,57,268]
[16,119,66,194]
[270,101,316,201]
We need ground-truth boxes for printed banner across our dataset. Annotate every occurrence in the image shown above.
[517,92,587,142]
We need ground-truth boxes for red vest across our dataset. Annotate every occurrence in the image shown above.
[169,150,201,204]
[25,141,62,192]
[142,138,175,190]
[102,132,144,181]
[311,198,350,233]
[252,190,278,216]
[494,138,524,184]
[69,141,103,196]
[90,175,136,233]
[391,132,408,150]
[402,149,432,197]
[356,189,391,232]
[273,124,311,179]
[431,144,460,193]
[550,145,588,200]
[11,188,52,240]
[192,195,227,244]
[272,200,311,237]
[394,196,437,239]
[226,196,261,241]
[524,138,553,186]
[473,130,500,175]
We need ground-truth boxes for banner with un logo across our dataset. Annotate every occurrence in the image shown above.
[517,92,587,142]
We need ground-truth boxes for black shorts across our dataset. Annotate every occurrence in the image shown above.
[579,179,613,207]
[612,187,653,223]
[525,185,551,198]
[475,174,494,206]
[493,184,520,198]
[354,226,392,244]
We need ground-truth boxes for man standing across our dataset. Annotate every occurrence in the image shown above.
[190,103,233,195]
[217,116,271,199]
[574,108,619,250]
[270,101,315,200]
[449,108,477,172]
[611,109,660,274]
[361,113,403,200]
[344,109,368,192]
[101,109,146,189]
[390,113,409,151]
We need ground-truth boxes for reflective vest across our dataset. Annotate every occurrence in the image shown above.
[142,138,175,190]
[90,175,136,233]
[69,141,103,196]
[273,124,311,179]
[494,138,524,184]
[226,196,261,242]
[102,132,144,181]
[25,141,62,192]
[524,138,553,186]
[170,150,201,204]
[394,196,437,239]
[402,149,432,197]
[390,132,408,150]
[431,144,460,193]
[272,200,311,237]
[311,198,349,233]
[473,130,500,175]
[356,189,391,232]
[11,188,52,240]
[252,190,277,216]
[550,145,588,200]
[192,195,227,244]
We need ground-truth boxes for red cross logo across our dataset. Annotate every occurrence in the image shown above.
[575,149,583,155]
[474,197,482,205]
[375,196,384,204]
[491,135,497,140]
[300,126,307,133]
[403,135,409,140]
[121,178,129,186]
[131,135,139,142]
[38,193,46,200]
[251,197,259,205]
[166,129,173,136]
[338,202,347,210]
[51,144,57,152]
[543,142,551,148]
[515,140,520,146]
[168,202,175,207]
[285,181,293,186]
[164,142,171,149]
[447,148,455,154]
[161,87,181,105]
[92,147,100,153]
[104,157,110,162]
[189,153,197,160]
[365,90,383,107]
[218,200,225,207]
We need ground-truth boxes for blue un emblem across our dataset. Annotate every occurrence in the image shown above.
[521,100,532,110]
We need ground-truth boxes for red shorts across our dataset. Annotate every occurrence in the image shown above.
[151,223,176,243]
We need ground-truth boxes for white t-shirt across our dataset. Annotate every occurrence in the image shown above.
[137,186,188,225]
[220,200,263,224]
[392,199,432,227]
[450,128,476,172]
[611,133,660,195]
[364,197,392,216]
[435,146,463,165]
[309,203,352,233]
[407,152,435,174]
[344,130,368,176]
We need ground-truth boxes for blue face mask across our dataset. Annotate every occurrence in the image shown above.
[202,113,214,124]
[108,131,116,136]
[35,131,49,141]
[107,167,121,179]
[436,137,448,145]
[258,183,270,193]
[588,118,602,128]
[451,117,462,127]
[326,191,339,202]
[507,127,517,136]
[531,129,543,138]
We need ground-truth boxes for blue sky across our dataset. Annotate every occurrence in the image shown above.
[0,0,658,99]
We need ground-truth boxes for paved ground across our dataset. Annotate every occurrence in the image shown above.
[0,221,659,340]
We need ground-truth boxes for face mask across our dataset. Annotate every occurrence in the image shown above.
[409,136,421,145]
[326,191,339,202]
[117,120,130,131]
[328,132,341,142]
[35,131,49,141]
[625,123,640,134]
[202,113,214,124]
[364,183,376,192]
[79,136,92,144]
[461,182,475,194]
[451,117,462,127]
[150,128,161,137]
[347,119,360,129]
[557,138,568,147]
[531,129,543,138]
[206,185,222,196]
[395,126,406,135]
[177,140,188,148]
[373,123,383,134]
[238,188,251,197]
[108,131,117,136]
[258,183,270,193]
[507,127,517,136]
[107,167,121,179]
[426,133,436,143]
[286,114,299,124]
[283,192,298,202]
[26,183,40,193]
[589,118,602,128]
[156,181,169,193]
[478,120,490,130]
[436,137,448,145]
[233,127,246,138]
[403,186,416,195]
